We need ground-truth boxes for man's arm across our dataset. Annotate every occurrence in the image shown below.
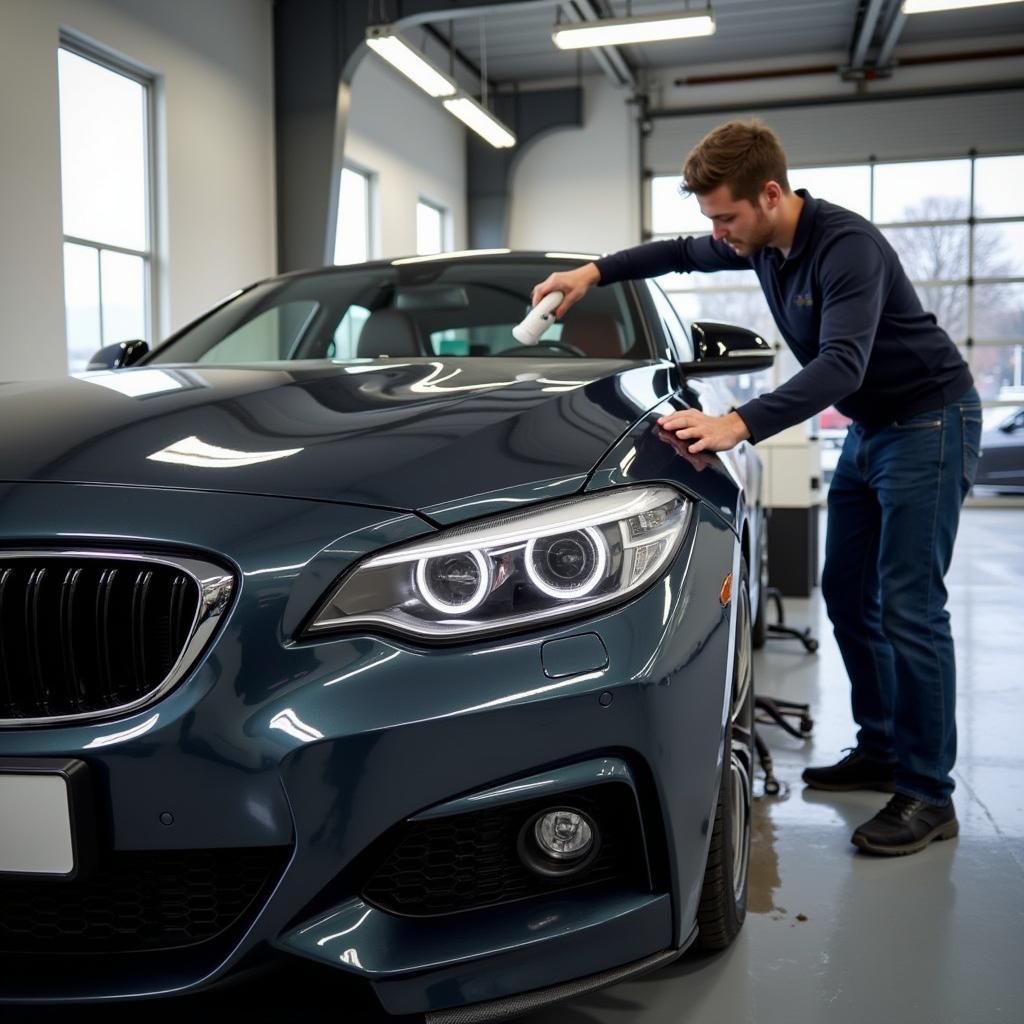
[532,235,748,318]
[595,235,749,285]
[660,232,887,452]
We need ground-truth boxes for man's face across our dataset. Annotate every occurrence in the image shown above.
[695,184,775,256]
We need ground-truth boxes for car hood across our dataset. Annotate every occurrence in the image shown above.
[0,359,673,515]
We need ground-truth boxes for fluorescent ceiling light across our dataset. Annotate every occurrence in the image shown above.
[552,11,716,49]
[365,27,456,98]
[442,96,516,148]
[902,0,1021,11]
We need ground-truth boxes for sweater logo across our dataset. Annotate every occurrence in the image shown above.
[794,292,814,308]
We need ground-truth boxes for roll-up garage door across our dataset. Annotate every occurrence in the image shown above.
[646,87,1024,175]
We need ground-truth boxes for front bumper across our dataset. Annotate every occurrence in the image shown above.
[0,482,737,1014]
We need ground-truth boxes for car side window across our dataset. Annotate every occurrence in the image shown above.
[197,301,319,363]
[646,282,695,363]
[330,304,371,359]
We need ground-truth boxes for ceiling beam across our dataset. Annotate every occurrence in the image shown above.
[876,1,908,70]
[560,0,637,90]
[848,0,887,71]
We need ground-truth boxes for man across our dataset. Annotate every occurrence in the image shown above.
[531,119,981,857]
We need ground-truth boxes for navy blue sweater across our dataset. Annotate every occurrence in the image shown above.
[595,190,973,443]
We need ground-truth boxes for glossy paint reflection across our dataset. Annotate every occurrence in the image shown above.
[1,360,671,514]
[147,435,303,468]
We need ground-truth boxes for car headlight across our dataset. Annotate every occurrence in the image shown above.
[304,486,692,642]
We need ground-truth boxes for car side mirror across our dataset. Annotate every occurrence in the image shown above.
[682,321,774,376]
[85,339,149,371]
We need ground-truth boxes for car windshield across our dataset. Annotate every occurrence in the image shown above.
[148,260,651,365]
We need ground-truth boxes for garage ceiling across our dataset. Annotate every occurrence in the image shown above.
[399,0,1024,86]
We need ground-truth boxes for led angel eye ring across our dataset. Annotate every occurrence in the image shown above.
[525,526,608,599]
[415,549,491,615]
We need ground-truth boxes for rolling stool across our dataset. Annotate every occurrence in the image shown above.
[764,585,818,653]
[755,586,816,795]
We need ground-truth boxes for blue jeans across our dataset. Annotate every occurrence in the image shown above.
[822,388,982,804]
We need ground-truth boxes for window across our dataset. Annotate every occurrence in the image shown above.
[197,301,320,363]
[331,305,371,359]
[58,43,155,373]
[334,166,372,265]
[416,199,447,256]
[789,165,871,219]
[650,177,705,236]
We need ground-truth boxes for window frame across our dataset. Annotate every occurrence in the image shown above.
[58,34,159,369]
[645,280,694,364]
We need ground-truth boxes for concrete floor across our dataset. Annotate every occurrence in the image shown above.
[13,509,1023,1023]
[522,507,1024,1024]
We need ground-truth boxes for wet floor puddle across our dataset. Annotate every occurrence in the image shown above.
[748,785,809,925]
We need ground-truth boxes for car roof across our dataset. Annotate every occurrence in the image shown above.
[270,250,604,285]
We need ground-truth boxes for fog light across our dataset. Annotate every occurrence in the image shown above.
[519,806,601,877]
[535,810,594,860]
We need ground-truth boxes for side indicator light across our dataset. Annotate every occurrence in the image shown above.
[720,572,733,606]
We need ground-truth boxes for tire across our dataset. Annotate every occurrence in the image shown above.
[751,529,768,650]
[696,559,754,952]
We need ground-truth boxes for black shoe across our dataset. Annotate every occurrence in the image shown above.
[802,749,896,792]
[851,793,959,856]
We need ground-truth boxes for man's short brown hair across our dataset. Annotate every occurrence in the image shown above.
[682,119,791,204]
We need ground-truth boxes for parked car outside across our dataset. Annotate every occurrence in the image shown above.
[0,252,771,1019]
[975,405,1024,492]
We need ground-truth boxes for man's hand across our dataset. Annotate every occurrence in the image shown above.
[531,263,601,319]
[654,426,719,472]
[656,409,750,454]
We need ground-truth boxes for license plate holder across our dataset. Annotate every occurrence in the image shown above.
[0,758,96,880]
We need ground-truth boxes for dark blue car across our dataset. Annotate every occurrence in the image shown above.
[0,252,771,1018]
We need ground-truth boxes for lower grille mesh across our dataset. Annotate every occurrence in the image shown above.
[362,783,647,917]
[0,556,200,721]
[0,847,288,953]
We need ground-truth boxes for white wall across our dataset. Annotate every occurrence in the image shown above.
[508,74,640,256]
[344,56,467,260]
[0,0,275,380]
